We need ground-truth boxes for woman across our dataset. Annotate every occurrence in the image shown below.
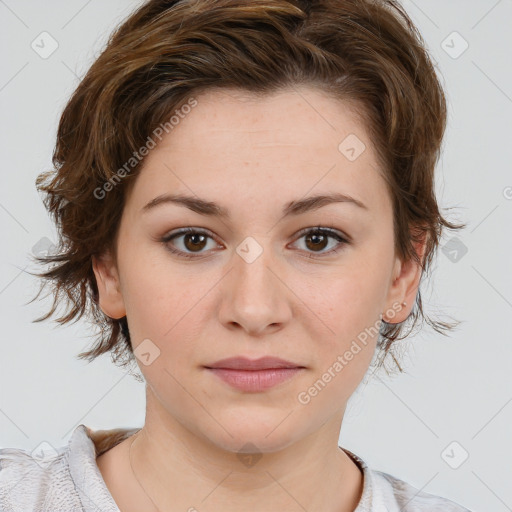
[0,0,472,510]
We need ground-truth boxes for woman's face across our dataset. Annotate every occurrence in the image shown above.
[93,86,421,453]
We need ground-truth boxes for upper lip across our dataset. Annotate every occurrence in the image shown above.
[204,356,305,370]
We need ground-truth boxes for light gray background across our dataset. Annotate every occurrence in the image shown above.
[1,1,511,510]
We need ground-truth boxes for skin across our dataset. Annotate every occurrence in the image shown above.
[93,86,426,512]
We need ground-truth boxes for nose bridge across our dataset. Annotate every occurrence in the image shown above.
[233,235,279,301]
[219,235,290,333]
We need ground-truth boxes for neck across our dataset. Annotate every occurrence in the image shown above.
[127,393,364,512]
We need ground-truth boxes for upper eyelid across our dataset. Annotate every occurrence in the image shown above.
[163,226,349,246]
[294,226,348,240]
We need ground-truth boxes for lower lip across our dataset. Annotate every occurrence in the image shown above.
[205,368,304,392]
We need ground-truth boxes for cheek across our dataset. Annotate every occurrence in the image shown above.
[297,280,380,408]
[119,253,209,348]
[293,265,386,386]
[301,268,385,335]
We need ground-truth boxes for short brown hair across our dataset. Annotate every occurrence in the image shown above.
[29,0,466,377]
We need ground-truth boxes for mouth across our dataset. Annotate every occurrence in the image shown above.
[204,356,305,371]
[203,356,306,392]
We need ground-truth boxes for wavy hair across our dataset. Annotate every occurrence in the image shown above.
[29,0,466,378]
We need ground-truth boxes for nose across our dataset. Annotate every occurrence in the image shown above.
[217,241,292,336]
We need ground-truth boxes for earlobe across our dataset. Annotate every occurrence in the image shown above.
[91,252,126,319]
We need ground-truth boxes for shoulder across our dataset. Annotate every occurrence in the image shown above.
[370,468,473,511]
[342,447,472,512]
[1,424,136,512]
[0,443,79,511]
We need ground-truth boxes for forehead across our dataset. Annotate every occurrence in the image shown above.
[125,86,389,221]
[164,86,368,152]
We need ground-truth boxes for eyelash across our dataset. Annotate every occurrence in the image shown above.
[160,226,350,260]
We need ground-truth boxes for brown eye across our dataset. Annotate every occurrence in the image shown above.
[161,226,349,261]
[161,228,219,259]
[304,231,330,251]
[292,227,349,258]
[183,232,208,252]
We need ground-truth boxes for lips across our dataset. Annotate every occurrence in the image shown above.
[204,356,304,371]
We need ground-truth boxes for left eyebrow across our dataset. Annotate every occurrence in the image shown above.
[141,191,368,219]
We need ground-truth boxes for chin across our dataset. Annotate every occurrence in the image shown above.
[212,431,298,456]
[196,413,300,454]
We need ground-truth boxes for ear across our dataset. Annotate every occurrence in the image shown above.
[383,232,428,323]
[91,250,126,319]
